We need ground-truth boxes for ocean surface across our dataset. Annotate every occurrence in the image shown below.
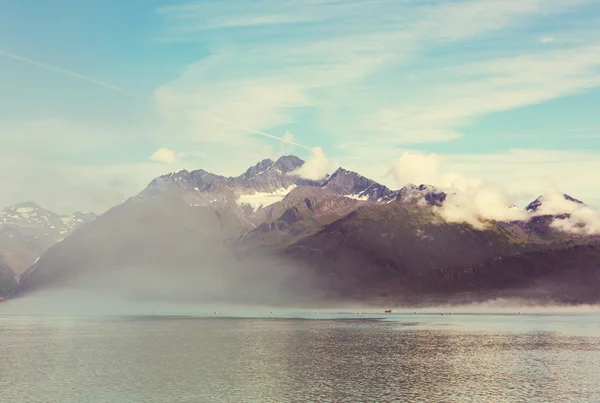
[1,311,600,402]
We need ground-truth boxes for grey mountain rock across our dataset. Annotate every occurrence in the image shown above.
[247,186,364,225]
[396,184,447,206]
[142,155,320,212]
[234,186,367,253]
[319,167,396,201]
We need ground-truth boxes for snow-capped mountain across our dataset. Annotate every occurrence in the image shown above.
[0,202,96,277]
[140,156,407,216]
[319,167,397,201]
[0,202,95,238]
[141,156,462,215]
[141,155,322,213]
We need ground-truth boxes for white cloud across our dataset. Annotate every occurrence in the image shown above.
[2,0,599,217]
[0,119,127,157]
[540,36,555,43]
[290,147,331,180]
[534,188,600,234]
[390,151,487,193]
[357,42,600,146]
[153,22,402,136]
[552,207,600,234]
[390,152,527,228]
[413,0,554,41]
[331,146,600,211]
[389,152,446,187]
[0,152,171,214]
[154,66,313,147]
[534,188,584,216]
[159,0,396,36]
[446,150,600,207]
[156,0,597,151]
[199,14,319,30]
[387,151,600,232]
[0,119,175,213]
[441,184,530,228]
[0,119,283,213]
[150,148,178,164]
[172,0,600,151]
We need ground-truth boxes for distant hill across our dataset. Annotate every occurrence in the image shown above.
[0,202,95,297]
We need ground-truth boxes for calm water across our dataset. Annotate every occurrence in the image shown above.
[1,313,600,402]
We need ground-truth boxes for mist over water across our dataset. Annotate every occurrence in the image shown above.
[4,272,600,402]
[4,285,600,318]
[5,266,323,317]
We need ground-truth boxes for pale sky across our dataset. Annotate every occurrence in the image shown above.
[1,0,599,213]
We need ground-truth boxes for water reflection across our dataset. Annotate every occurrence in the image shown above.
[1,317,599,402]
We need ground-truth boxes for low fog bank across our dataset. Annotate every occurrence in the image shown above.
[13,257,327,311]
[13,193,331,310]
[3,290,599,317]
[10,264,600,316]
[359,298,600,313]
[13,235,600,314]
[0,290,288,317]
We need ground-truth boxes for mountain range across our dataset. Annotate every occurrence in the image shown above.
[3,155,600,306]
[0,203,95,281]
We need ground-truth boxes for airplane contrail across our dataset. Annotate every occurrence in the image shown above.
[0,49,151,101]
[209,117,309,149]
[0,48,310,150]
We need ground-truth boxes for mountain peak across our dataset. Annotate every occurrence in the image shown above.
[238,156,304,181]
[239,159,275,180]
[321,167,394,201]
[272,155,304,173]
[4,201,43,212]
[328,167,354,178]
[526,193,584,212]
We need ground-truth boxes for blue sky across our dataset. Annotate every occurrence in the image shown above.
[1,0,600,213]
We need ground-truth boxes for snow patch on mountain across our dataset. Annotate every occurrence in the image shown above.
[237,185,298,212]
[344,193,371,201]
